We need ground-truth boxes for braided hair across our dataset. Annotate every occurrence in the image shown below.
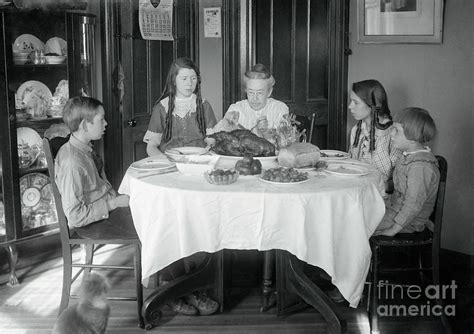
[351,79,393,152]
[155,57,207,142]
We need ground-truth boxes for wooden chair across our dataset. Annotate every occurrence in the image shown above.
[368,155,452,334]
[43,138,144,328]
[292,112,316,144]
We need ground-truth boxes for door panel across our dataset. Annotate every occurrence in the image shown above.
[224,0,349,150]
[254,0,331,148]
[101,0,197,188]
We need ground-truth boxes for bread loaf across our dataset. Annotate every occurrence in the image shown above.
[277,142,320,168]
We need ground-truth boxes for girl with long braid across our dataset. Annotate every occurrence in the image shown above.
[348,79,402,192]
[144,57,217,157]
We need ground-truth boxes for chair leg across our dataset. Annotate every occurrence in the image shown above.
[370,245,380,334]
[418,249,426,286]
[135,244,144,328]
[432,244,453,334]
[81,244,94,283]
[59,246,73,316]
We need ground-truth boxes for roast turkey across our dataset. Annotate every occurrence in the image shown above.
[208,129,276,157]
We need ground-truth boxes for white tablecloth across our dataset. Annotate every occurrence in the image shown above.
[119,158,385,307]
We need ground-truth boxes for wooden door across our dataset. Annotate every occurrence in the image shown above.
[224,0,350,149]
[101,0,198,188]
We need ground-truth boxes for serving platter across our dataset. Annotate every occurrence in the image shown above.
[210,151,277,168]
[130,158,175,172]
[258,177,309,185]
[325,163,369,177]
[13,34,45,53]
[320,150,349,160]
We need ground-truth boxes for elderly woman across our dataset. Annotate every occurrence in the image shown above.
[225,63,289,134]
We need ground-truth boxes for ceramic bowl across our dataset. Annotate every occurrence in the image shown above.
[45,55,66,64]
[175,156,219,176]
[164,146,209,162]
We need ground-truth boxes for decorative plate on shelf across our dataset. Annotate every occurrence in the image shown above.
[12,34,45,53]
[17,127,42,147]
[17,127,42,169]
[20,173,57,230]
[16,80,52,111]
[45,37,67,56]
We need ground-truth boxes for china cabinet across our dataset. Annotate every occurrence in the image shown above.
[0,8,96,285]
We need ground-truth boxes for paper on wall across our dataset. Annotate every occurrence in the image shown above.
[204,7,221,38]
[139,0,174,41]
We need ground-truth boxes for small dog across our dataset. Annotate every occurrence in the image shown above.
[52,273,110,334]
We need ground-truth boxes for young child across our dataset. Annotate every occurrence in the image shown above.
[55,96,130,228]
[348,79,403,192]
[143,57,219,316]
[144,57,217,157]
[373,107,440,236]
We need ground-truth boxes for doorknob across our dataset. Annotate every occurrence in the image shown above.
[127,119,137,127]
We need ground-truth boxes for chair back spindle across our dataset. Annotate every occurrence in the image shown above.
[431,155,447,257]
[43,138,73,244]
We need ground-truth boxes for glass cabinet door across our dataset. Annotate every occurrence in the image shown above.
[0,151,4,241]
[1,9,96,239]
[7,11,68,235]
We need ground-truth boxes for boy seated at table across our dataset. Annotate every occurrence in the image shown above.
[55,96,130,228]
[57,96,219,316]
[373,107,440,236]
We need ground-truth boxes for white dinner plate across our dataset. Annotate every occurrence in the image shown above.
[258,176,310,185]
[16,80,52,110]
[320,150,349,160]
[12,34,45,53]
[325,163,369,177]
[130,159,175,171]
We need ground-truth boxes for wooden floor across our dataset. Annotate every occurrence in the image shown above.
[0,243,470,333]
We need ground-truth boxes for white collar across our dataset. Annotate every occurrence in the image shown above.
[403,147,431,156]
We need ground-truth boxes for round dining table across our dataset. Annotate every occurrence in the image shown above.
[119,156,386,330]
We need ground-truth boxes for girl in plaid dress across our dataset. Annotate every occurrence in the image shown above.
[348,79,402,192]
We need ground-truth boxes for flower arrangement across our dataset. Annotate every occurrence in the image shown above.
[261,114,305,150]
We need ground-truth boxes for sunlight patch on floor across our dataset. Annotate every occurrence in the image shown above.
[0,244,125,326]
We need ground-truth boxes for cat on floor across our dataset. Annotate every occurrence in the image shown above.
[52,273,110,334]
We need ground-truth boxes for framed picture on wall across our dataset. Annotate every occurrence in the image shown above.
[358,0,444,44]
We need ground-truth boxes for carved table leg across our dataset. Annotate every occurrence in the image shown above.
[261,249,276,312]
[6,244,19,286]
[142,251,223,330]
[276,250,345,334]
